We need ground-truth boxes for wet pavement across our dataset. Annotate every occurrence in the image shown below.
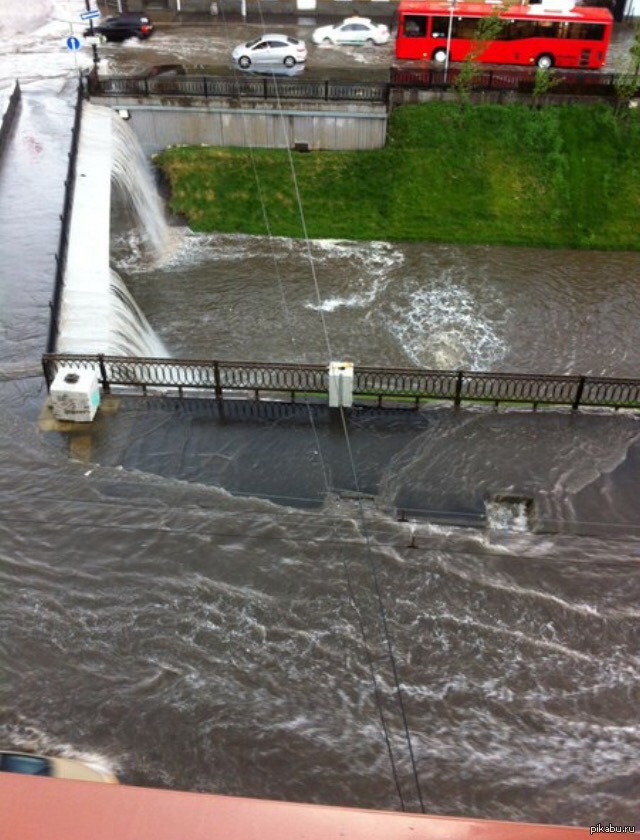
[92,3,637,76]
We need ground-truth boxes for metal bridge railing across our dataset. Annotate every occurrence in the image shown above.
[86,69,636,102]
[88,74,390,103]
[389,66,625,96]
[0,80,21,157]
[47,77,84,355]
[41,353,640,412]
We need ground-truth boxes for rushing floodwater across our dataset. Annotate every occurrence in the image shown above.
[1,0,640,827]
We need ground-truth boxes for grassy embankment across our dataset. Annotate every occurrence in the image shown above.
[155,102,640,250]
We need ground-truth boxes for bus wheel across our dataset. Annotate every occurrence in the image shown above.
[536,54,554,70]
[433,48,448,63]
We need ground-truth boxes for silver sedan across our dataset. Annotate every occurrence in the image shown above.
[311,17,390,47]
[231,34,308,69]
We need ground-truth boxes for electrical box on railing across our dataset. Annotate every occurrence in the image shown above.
[328,361,354,408]
[50,368,101,422]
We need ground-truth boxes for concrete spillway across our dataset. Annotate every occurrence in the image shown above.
[57,103,169,357]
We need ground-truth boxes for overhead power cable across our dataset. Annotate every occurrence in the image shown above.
[214,10,420,810]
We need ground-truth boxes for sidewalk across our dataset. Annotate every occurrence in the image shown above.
[96,0,397,24]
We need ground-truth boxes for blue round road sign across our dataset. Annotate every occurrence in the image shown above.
[67,36,81,51]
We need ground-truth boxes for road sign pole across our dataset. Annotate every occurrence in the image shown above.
[68,24,79,73]
[84,0,100,74]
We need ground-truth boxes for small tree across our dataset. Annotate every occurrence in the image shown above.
[614,22,640,115]
[531,67,560,109]
[453,8,508,104]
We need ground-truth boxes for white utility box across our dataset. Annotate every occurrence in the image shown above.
[328,361,354,408]
[50,368,101,422]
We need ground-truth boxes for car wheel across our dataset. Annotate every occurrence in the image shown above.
[365,38,375,46]
[239,55,251,69]
[536,53,554,70]
[322,37,332,45]
[433,48,448,63]
[284,55,296,68]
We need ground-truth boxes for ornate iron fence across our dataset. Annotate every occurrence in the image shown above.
[41,353,640,412]
[86,69,635,102]
[389,66,624,97]
[88,74,389,103]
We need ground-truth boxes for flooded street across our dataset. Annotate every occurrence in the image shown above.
[1,0,640,827]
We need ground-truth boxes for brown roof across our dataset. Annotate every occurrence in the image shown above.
[0,774,592,840]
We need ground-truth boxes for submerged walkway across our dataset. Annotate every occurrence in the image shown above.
[0,84,74,370]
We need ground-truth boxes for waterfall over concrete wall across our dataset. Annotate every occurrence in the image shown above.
[58,104,169,357]
[110,110,174,260]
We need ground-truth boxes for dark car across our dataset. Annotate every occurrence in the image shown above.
[84,13,154,43]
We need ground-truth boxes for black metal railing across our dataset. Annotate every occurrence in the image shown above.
[0,80,21,156]
[41,353,640,412]
[87,74,390,103]
[85,68,638,102]
[47,77,85,355]
[389,65,627,97]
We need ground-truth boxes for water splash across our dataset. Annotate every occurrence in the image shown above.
[109,109,176,262]
[388,271,507,370]
[58,104,171,356]
[108,269,168,357]
[485,495,533,533]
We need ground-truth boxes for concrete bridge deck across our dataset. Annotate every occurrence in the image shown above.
[58,105,114,355]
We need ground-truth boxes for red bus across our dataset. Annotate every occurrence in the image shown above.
[395,1,614,70]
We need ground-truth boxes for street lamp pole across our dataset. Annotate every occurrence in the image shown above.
[444,0,456,84]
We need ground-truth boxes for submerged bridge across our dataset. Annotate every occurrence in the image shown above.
[40,79,640,420]
[42,352,640,414]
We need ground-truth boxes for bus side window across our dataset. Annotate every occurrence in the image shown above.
[431,16,448,38]
[510,20,539,39]
[567,22,606,40]
[404,15,427,37]
[536,20,562,38]
[496,20,513,40]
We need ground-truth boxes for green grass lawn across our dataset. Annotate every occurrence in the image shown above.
[155,102,640,250]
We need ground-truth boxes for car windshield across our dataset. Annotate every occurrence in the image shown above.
[1,754,52,776]
[245,38,262,48]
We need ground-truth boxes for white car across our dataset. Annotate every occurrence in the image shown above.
[311,17,390,47]
[232,34,308,69]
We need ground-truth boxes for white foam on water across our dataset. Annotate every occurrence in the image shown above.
[387,269,507,370]
[485,499,531,533]
[304,240,403,312]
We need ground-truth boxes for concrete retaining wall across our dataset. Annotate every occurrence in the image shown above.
[96,97,388,153]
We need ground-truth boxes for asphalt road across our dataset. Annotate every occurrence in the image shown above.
[95,15,395,81]
[91,9,636,81]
